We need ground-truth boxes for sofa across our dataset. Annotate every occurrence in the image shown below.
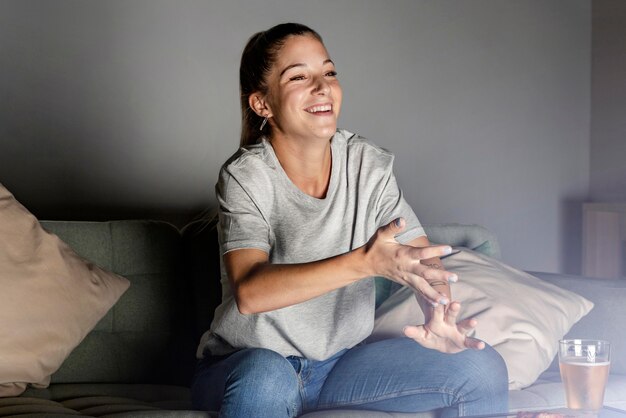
[1,218,625,417]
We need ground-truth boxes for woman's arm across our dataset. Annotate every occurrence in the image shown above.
[225,218,457,314]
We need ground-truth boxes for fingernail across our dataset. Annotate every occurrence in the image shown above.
[439,297,449,305]
[442,246,452,255]
[448,274,458,283]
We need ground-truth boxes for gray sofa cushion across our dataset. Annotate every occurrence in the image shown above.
[39,221,197,386]
[508,371,626,412]
[532,271,626,376]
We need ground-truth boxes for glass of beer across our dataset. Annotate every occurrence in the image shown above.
[558,339,611,413]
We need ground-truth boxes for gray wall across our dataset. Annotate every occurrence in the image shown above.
[591,0,626,202]
[0,0,591,274]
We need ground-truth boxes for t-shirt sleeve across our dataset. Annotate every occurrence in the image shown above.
[216,168,271,254]
[375,168,426,244]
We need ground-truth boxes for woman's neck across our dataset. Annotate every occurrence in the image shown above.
[270,134,332,199]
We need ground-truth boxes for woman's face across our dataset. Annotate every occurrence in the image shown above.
[262,35,342,143]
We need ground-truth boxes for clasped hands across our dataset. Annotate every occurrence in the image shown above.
[364,218,484,354]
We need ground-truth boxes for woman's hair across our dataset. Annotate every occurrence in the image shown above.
[239,23,323,147]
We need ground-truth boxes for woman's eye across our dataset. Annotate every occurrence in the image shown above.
[325,71,338,77]
[289,75,306,81]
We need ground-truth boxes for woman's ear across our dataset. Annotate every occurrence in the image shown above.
[249,93,271,118]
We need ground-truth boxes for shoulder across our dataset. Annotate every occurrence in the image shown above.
[222,139,274,171]
[335,129,395,168]
[219,140,276,182]
[217,140,278,203]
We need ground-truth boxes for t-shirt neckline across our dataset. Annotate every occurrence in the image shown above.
[262,135,340,207]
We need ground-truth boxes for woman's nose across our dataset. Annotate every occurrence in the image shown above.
[312,76,330,95]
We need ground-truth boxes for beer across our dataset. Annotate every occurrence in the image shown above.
[559,357,610,412]
[558,339,611,413]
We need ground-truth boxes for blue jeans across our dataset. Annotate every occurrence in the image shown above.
[191,338,509,417]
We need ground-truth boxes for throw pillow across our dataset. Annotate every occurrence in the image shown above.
[0,183,130,397]
[368,248,594,390]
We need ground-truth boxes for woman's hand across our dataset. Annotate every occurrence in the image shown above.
[362,218,458,307]
[403,299,485,353]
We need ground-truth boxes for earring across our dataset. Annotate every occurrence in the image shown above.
[259,116,269,131]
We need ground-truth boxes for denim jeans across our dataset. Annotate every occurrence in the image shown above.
[191,337,509,417]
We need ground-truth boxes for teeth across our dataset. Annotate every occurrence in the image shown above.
[306,105,332,113]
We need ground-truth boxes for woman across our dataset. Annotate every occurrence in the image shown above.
[192,23,509,417]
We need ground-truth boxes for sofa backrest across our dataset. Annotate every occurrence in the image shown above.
[181,218,222,345]
[38,219,502,387]
[41,220,197,386]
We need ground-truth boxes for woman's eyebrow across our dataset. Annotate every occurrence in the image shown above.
[280,63,305,77]
[279,59,335,77]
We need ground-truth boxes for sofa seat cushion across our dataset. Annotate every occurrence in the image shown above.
[509,371,626,412]
[1,384,214,417]
[0,396,84,416]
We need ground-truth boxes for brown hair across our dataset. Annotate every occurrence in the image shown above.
[239,23,323,147]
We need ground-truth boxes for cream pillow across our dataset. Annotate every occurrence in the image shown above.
[368,248,593,390]
[0,183,130,397]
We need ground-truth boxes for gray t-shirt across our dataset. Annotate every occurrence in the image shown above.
[197,129,425,361]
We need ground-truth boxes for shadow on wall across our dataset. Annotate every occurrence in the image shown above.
[1,176,209,229]
[35,203,209,230]
[560,197,585,275]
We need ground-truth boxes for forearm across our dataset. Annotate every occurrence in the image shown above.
[229,221,455,315]
[231,247,369,314]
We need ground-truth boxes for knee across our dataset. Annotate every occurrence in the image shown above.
[471,344,508,391]
[229,348,298,387]
[224,349,300,415]
[458,344,509,403]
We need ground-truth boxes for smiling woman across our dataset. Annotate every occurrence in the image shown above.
[248,33,342,199]
[191,23,509,418]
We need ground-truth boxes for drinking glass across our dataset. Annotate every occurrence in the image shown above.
[558,339,611,413]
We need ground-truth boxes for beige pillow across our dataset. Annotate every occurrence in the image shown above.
[368,248,593,390]
[0,184,130,397]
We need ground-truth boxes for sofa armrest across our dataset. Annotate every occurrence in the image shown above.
[531,271,626,375]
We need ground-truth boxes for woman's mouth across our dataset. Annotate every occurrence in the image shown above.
[304,104,333,115]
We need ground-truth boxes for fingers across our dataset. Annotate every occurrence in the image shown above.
[444,301,461,326]
[405,247,458,284]
[371,220,457,297]
[457,317,478,334]
[379,217,406,239]
[420,265,458,285]
[452,308,484,350]
[464,337,485,350]
[431,302,445,323]
[404,302,486,352]
[403,324,426,340]
[410,275,449,306]
[408,244,453,261]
